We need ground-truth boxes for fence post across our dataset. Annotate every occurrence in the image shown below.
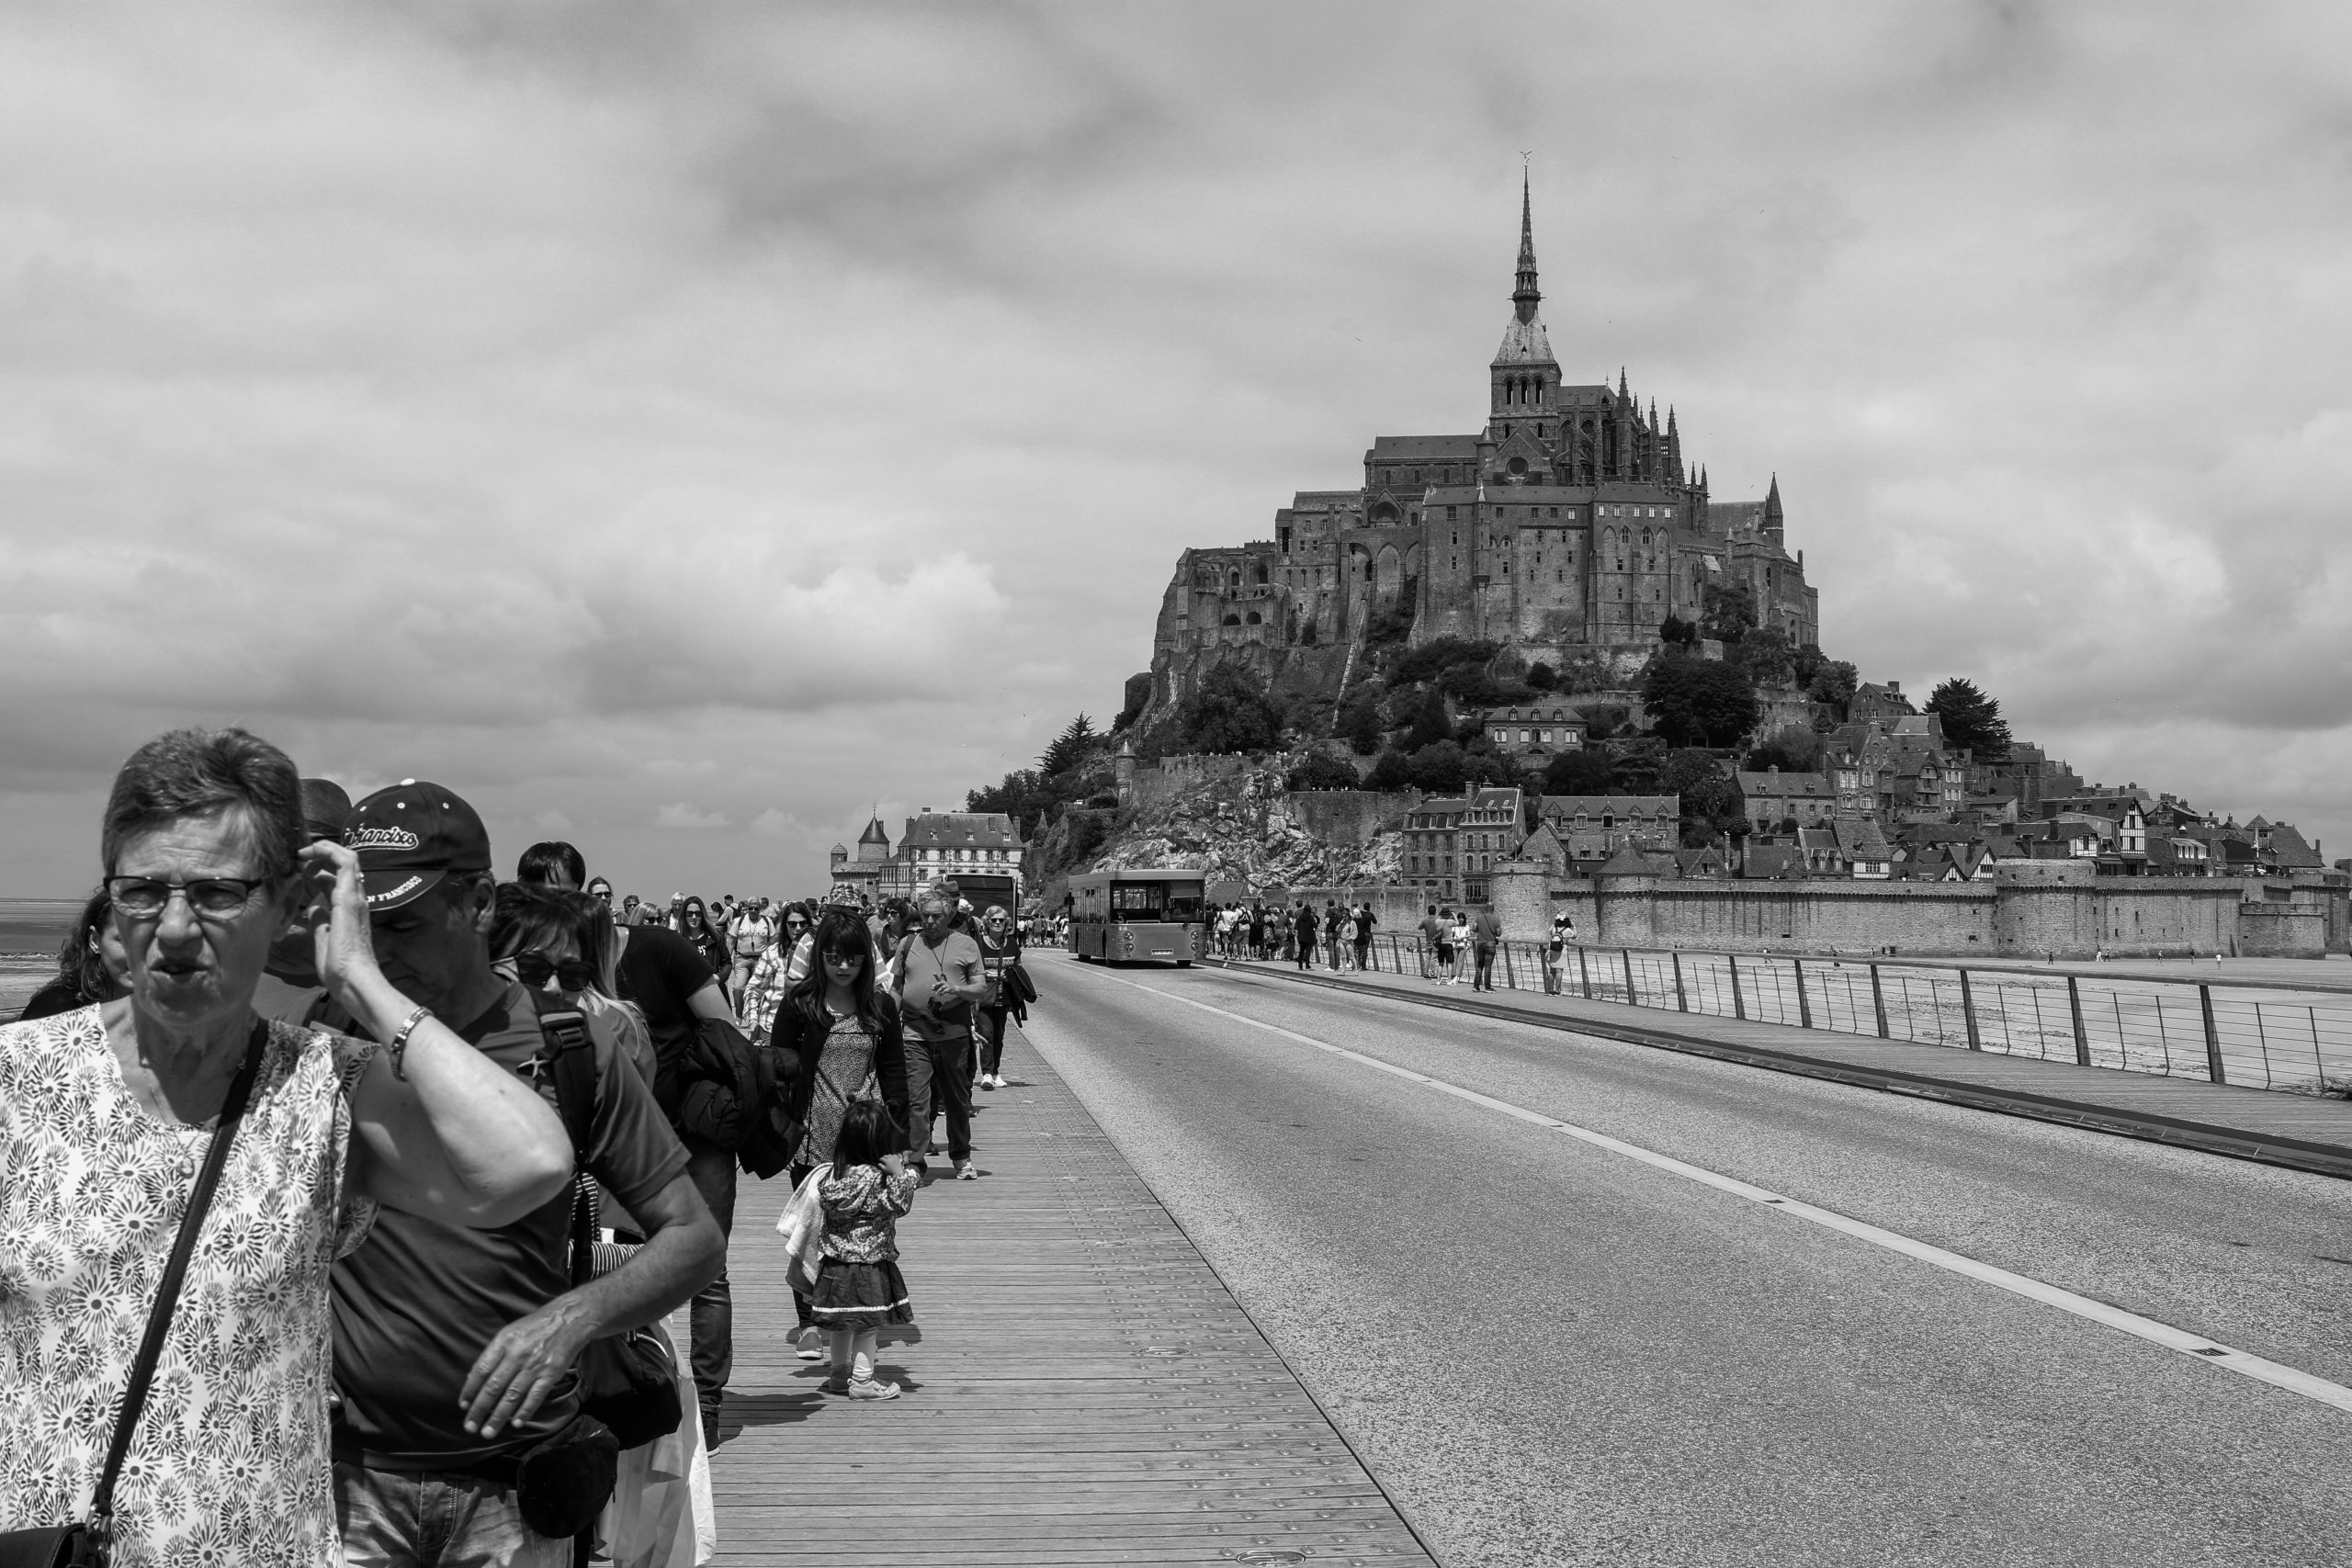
[2067,976,2089,1066]
[1622,948,1638,1008]
[1870,964,1889,1038]
[1793,957,1814,1030]
[1729,953,1746,1021]
[2199,984,2226,1085]
[1501,942,1517,989]
[1577,947,1592,999]
[1960,969,1982,1051]
[1672,951,1689,1012]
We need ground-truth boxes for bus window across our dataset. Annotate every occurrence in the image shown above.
[1164,888,1204,922]
[1110,884,1163,920]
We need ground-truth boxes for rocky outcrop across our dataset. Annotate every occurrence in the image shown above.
[1079,757,1405,893]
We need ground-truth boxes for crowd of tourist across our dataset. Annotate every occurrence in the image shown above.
[0,726,1034,1568]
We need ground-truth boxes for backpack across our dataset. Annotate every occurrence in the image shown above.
[527,993,684,1452]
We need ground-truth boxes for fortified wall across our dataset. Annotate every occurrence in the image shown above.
[1486,862,2344,960]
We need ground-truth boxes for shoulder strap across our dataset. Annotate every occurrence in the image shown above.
[91,1021,267,1526]
[526,996,600,1289]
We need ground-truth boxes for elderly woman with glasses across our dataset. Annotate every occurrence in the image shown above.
[0,728,573,1568]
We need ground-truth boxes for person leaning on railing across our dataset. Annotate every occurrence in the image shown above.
[0,726,575,1568]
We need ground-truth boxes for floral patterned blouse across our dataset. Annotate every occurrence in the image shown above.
[816,1163,918,1263]
[0,1007,375,1568]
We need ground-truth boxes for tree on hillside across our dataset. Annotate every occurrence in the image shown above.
[1384,636,1500,692]
[1658,614,1701,649]
[1659,749,1746,845]
[1364,748,1414,791]
[1338,691,1385,755]
[1177,663,1284,754]
[1038,714,1098,777]
[1643,654,1759,749]
[1806,659,1859,716]
[1701,581,1758,643]
[1925,677,2012,761]
[1525,661,1558,691]
[1744,727,1824,774]
[1543,750,1616,795]
[967,769,1066,840]
[1286,752,1362,792]
[1734,626,1795,688]
[1401,686,1453,751]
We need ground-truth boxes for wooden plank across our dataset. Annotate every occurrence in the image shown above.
[701,1025,1437,1567]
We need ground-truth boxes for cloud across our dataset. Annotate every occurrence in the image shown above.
[653,802,729,831]
[4,2,2352,895]
[534,810,574,834]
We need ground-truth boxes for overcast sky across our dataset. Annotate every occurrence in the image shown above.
[3,1,2349,896]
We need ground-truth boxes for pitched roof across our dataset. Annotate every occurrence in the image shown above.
[1541,795,1681,816]
[858,815,890,846]
[1595,842,1678,876]
[1492,315,1557,367]
[1835,818,1894,861]
[1367,434,1481,460]
[899,812,1019,850]
[1736,771,1832,799]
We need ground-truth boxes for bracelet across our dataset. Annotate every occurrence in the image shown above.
[387,1005,434,1081]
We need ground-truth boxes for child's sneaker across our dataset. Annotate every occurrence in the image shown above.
[845,1376,899,1401]
[955,1158,978,1180]
[820,1371,849,1394]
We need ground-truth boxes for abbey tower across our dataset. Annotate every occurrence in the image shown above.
[1145,176,1818,715]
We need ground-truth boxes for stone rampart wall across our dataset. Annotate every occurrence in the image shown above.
[1486,866,2332,959]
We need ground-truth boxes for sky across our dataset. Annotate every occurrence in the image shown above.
[3,1,2349,896]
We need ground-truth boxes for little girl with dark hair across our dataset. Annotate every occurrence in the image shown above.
[809,1098,920,1399]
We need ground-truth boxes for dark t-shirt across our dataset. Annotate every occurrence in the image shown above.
[330,980,690,1466]
[617,926,716,1053]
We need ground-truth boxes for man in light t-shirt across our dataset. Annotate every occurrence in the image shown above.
[897,885,989,1180]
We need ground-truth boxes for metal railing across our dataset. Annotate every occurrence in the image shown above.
[1208,926,2352,1096]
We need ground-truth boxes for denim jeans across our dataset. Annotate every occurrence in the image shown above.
[976,1007,1009,1079]
[334,1461,571,1568]
[904,1032,973,1162]
[683,1136,736,1425]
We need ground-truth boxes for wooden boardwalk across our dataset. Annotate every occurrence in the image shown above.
[705,1024,1440,1568]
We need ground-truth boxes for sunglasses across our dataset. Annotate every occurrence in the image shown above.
[511,952,598,992]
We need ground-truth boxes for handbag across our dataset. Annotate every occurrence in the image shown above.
[0,1027,266,1568]
[532,1002,684,1458]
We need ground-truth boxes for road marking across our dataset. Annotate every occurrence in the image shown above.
[1083,965,2352,1417]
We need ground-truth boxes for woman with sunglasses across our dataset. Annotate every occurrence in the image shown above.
[737,901,814,1050]
[769,908,910,1358]
[673,897,728,977]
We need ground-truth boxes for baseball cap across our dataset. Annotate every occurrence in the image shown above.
[299,778,354,843]
[344,779,493,911]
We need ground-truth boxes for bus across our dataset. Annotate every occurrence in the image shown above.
[947,872,1021,926]
[1067,869,1206,965]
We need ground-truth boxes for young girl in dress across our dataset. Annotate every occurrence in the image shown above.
[809,1097,920,1400]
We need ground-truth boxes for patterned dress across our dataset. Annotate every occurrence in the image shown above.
[0,1008,375,1568]
[804,1013,877,1165]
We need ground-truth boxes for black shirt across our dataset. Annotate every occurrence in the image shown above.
[617,926,716,1055]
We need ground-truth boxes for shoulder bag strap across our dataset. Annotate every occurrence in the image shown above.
[529,1000,600,1289]
[89,1021,267,1527]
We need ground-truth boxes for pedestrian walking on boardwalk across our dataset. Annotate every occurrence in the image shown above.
[1292,902,1318,971]
[1419,904,1444,982]
[1352,902,1376,971]
[973,904,1022,1089]
[1446,908,1471,984]
[808,1100,920,1400]
[894,886,987,1181]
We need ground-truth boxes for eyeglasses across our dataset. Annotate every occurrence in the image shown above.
[510,953,598,992]
[107,875,272,919]
[589,887,613,901]
[820,950,865,968]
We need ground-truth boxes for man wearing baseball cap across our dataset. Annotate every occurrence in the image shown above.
[251,776,355,1024]
[328,781,723,1567]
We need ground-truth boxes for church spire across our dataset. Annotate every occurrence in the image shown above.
[1512,167,1541,324]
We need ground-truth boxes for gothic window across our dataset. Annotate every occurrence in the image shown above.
[1221,615,1239,626]
[1245,611,1261,624]
[1229,570,1241,590]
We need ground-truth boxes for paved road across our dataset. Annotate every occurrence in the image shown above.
[1022,955,2352,1568]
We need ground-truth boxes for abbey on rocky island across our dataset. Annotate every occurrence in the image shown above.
[1146,176,1819,715]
